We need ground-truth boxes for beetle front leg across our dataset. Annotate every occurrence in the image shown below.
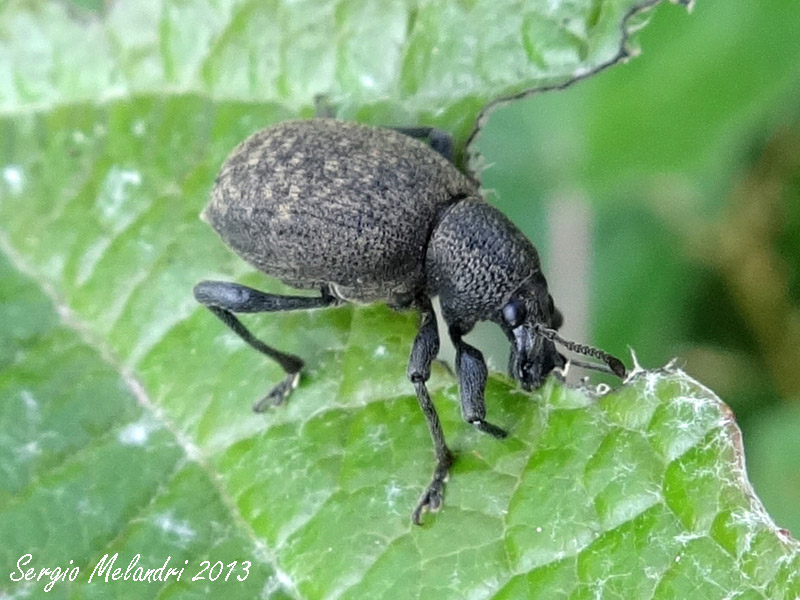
[450,328,508,439]
[407,299,454,525]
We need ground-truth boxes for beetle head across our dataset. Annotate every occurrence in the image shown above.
[498,283,566,390]
[428,198,625,387]
[427,197,569,389]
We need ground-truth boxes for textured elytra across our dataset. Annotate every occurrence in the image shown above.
[204,119,475,305]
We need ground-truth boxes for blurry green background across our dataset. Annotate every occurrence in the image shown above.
[475,0,800,536]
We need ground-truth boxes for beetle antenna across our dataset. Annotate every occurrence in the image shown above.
[533,325,627,379]
[564,358,617,376]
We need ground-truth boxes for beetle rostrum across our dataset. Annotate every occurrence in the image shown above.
[194,119,626,525]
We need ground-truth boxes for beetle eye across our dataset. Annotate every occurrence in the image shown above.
[502,299,527,328]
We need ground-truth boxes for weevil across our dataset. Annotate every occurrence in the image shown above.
[194,119,626,524]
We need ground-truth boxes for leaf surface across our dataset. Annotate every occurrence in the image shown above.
[0,0,687,157]
[3,1,798,599]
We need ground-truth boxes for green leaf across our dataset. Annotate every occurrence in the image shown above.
[0,0,688,157]
[2,97,800,598]
[3,230,800,598]
[3,1,798,599]
[0,251,285,599]
[745,403,800,541]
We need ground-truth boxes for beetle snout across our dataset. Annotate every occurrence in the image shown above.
[510,325,565,391]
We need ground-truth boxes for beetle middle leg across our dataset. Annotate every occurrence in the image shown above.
[193,280,338,411]
[450,327,508,439]
[407,298,454,525]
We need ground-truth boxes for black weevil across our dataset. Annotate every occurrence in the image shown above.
[194,119,626,524]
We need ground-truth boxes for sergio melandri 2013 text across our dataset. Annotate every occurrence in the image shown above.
[9,552,251,593]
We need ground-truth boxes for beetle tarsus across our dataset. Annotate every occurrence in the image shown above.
[471,419,508,439]
[412,450,453,525]
[253,371,301,412]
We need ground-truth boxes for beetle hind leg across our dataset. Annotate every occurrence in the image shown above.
[194,280,338,411]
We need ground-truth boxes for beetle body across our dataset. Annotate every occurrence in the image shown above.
[195,119,624,524]
[204,120,472,307]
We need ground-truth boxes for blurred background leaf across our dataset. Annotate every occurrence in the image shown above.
[474,0,800,536]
